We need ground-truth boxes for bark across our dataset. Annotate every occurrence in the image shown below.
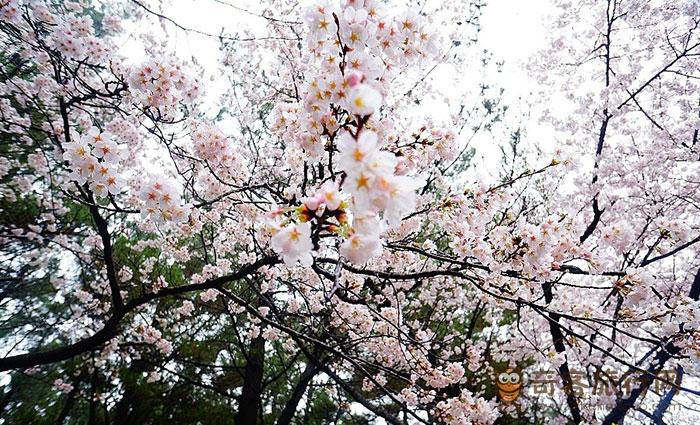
[112,360,148,425]
[234,335,266,425]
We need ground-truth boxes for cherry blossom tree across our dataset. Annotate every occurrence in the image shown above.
[0,0,698,424]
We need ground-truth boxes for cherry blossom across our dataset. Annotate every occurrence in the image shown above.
[270,222,314,266]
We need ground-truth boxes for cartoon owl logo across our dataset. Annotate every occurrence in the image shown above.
[496,368,522,403]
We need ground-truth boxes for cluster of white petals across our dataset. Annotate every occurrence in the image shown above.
[138,177,190,225]
[62,128,125,197]
[128,57,202,117]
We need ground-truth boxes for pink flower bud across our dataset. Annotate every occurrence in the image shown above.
[345,71,363,87]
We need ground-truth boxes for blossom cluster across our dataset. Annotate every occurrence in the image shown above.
[272,2,440,159]
[128,57,202,118]
[0,0,20,23]
[188,120,247,198]
[3,1,114,62]
[271,221,315,266]
[434,389,499,425]
[432,189,592,280]
[137,324,173,356]
[190,121,238,167]
[267,0,441,266]
[138,177,190,225]
[47,10,111,61]
[52,378,74,394]
[62,128,125,197]
[337,129,420,226]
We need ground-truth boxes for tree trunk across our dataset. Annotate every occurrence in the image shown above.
[234,335,265,425]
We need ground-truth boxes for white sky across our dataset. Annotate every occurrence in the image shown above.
[154,0,552,78]
[480,0,550,98]
[161,0,553,104]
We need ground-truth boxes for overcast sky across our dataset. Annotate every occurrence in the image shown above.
[120,0,556,179]
[133,0,552,105]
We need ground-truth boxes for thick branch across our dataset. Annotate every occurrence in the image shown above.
[602,268,700,424]
[651,365,683,423]
[0,257,276,372]
[542,281,582,424]
[234,331,265,425]
[87,195,123,311]
[275,360,320,425]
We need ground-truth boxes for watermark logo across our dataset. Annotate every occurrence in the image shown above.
[493,366,680,408]
[529,368,678,397]
[496,368,523,403]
